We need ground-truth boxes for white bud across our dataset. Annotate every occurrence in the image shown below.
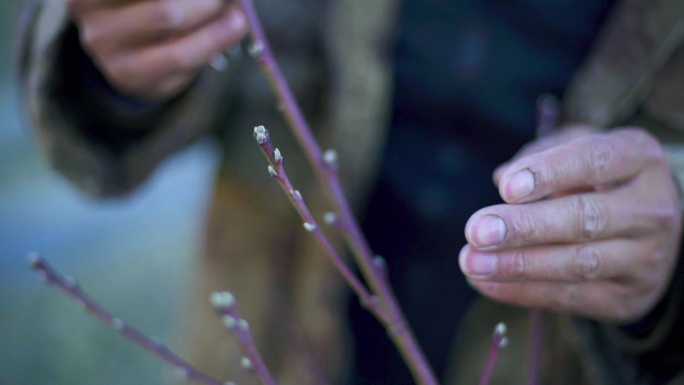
[293,190,302,200]
[223,315,237,330]
[151,338,162,348]
[248,41,264,58]
[111,318,124,331]
[274,148,283,163]
[268,165,278,178]
[241,356,254,370]
[238,319,250,331]
[373,256,386,269]
[303,222,317,232]
[177,367,191,379]
[253,125,268,144]
[323,149,338,167]
[27,252,42,267]
[210,291,236,309]
[323,212,337,225]
[494,322,507,336]
[64,275,77,289]
[499,337,509,348]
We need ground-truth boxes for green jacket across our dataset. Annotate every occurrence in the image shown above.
[16,0,684,384]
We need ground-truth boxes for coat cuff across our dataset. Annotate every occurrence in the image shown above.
[19,0,230,197]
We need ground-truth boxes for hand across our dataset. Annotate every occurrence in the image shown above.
[66,0,248,100]
[459,126,683,322]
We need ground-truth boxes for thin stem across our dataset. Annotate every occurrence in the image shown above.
[479,323,508,385]
[237,1,438,384]
[210,292,278,385]
[27,253,227,385]
[253,128,382,320]
[528,309,544,385]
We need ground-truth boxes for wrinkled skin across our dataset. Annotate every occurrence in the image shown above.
[460,126,683,322]
[65,0,248,100]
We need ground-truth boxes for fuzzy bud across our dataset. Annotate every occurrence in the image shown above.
[323,149,338,168]
[241,356,254,370]
[268,165,278,178]
[303,222,317,232]
[177,367,191,379]
[27,252,42,268]
[373,256,386,270]
[323,212,337,225]
[238,319,250,332]
[274,148,283,163]
[292,189,302,200]
[111,318,124,331]
[499,337,509,348]
[494,322,507,337]
[253,125,268,144]
[248,41,264,58]
[210,291,236,310]
[223,315,237,330]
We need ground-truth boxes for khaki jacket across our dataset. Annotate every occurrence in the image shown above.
[16,0,684,384]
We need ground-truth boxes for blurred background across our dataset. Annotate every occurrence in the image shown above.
[0,2,219,384]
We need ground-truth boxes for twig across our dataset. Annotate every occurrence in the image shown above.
[253,127,383,319]
[237,1,438,383]
[27,253,228,385]
[479,322,509,385]
[527,94,559,385]
[210,291,278,385]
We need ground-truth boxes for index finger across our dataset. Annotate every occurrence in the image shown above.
[498,128,665,204]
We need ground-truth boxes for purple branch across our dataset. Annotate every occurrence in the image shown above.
[528,309,544,385]
[253,126,383,320]
[27,253,227,385]
[527,94,558,385]
[479,322,509,385]
[210,291,278,385]
[237,1,438,383]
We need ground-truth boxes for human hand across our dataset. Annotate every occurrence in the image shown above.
[66,0,248,100]
[459,126,682,322]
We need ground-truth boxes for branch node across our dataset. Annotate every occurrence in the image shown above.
[268,165,278,178]
[247,41,264,58]
[303,222,317,233]
[323,149,338,169]
[241,356,254,371]
[323,212,337,225]
[273,148,283,163]
[210,291,236,310]
[222,315,238,331]
[373,256,386,270]
[238,319,250,332]
[111,317,124,331]
[253,125,269,144]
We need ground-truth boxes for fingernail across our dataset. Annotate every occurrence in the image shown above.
[461,248,497,276]
[504,169,535,202]
[470,215,506,247]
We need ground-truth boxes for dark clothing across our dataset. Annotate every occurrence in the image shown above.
[351,1,616,383]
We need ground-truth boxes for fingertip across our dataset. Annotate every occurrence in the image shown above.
[500,168,536,203]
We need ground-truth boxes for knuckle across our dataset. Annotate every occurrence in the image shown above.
[572,246,602,281]
[500,250,528,278]
[153,0,188,35]
[586,136,620,182]
[547,284,579,312]
[576,195,608,240]
[508,210,540,244]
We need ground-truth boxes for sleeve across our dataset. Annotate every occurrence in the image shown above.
[16,0,235,197]
[574,39,684,385]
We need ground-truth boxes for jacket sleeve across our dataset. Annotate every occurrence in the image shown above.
[16,0,235,197]
[577,39,684,385]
